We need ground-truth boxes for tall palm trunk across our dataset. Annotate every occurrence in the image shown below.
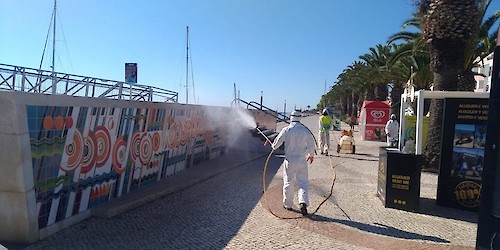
[365,86,376,100]
[390,84,404,117]
[424,40,467,170]
[346,94,353,115]
[375,83,388,101]
[420,0,479,171]
[341,95,348,116]
[352,91,359,116]
[357,95,365,116]
[457,70,477,91]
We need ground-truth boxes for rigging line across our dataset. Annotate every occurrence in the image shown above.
[176,51,184,88]
[189,35,196,104]
[57,8,75,75]
[38,9,55,84]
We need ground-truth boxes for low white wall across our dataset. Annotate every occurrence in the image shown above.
[0,91,236,243]
[0,93,38,243]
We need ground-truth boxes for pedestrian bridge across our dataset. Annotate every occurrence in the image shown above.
[0,63,178,103]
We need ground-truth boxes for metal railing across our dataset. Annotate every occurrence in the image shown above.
[0,63,178,103]
[231,98,289,123]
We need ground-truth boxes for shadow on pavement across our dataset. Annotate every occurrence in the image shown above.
[416,197,478,223]
[309,215,450,243]
[13,133,282,250]
[330,154,379,162]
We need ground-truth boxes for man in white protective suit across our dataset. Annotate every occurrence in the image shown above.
[271,110,316,216]
[385,114,400,147]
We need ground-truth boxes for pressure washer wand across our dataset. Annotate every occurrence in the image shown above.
[255,127,273,146]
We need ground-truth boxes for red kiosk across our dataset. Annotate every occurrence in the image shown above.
[359,101,391,141]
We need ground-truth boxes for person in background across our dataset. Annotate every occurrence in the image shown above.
[318,109,332,155]
[349,114,356,130]
[270,110,316,216]
[384,114,399,147]
[402,136,415,154]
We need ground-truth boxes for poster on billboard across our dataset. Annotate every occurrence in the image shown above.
[402,116,429,152]
[437,98,488,212]
[125,63,137,84]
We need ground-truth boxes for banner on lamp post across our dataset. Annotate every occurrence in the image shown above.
[125,63,137,84]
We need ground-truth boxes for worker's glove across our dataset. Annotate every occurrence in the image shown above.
[307,154,314,164]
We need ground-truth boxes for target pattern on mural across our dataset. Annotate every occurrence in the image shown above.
[95,126,111,168]
[27,104,227,230]
[112,136,127,174]
[139,133,153,165]
[62,129,84,173]
[130,131,142,162]
[80,130,98,174]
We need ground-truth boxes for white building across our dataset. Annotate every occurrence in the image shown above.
[473,52,494,92]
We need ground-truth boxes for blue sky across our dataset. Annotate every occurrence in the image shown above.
[1,1,499,111]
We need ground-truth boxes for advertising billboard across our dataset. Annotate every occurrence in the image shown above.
[437,98,489,212]
[125,63,137,84]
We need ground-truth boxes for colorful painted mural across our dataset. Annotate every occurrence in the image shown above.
[27,105,227,229]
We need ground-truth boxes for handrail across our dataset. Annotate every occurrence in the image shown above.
[231,98,289,124]
[0,63,178,103]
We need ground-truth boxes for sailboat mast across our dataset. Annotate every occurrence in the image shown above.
[51,0,57,94]
[185,26,189,104]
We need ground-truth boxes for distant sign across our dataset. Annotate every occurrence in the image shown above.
[125,63,137,84]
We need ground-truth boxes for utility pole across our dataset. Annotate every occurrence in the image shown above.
[284,100,287,118]
[233,83,236,100]
[260,91,263,110]
[185,26,189,104]
[476,26,500,250]
[323,79,327,108]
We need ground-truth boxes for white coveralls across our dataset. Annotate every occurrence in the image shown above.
[385,118,399,147]
[272,118,316,208]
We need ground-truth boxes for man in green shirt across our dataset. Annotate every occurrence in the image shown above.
[318,109,332,155]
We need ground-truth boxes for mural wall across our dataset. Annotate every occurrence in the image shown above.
[27,104,227,229]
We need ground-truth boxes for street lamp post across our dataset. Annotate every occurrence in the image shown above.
[476,26,500,250]
[260,91,263,110]
[284,100,287,119]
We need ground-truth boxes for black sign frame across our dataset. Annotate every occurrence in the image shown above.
[378,147,421,212]
[437,98,489,212]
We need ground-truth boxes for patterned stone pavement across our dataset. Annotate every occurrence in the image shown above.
[4,115,478,250]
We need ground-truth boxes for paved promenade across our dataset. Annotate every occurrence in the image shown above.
[3,115,478,250]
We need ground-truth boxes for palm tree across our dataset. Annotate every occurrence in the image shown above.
[359,44,394,101]
[388,13,434,92]
[419,0,480,170]
[334,61,370,116]
[386,48,412,117]
[390,1,499,92]
[458,0,500,90]
[387,41,433,115]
